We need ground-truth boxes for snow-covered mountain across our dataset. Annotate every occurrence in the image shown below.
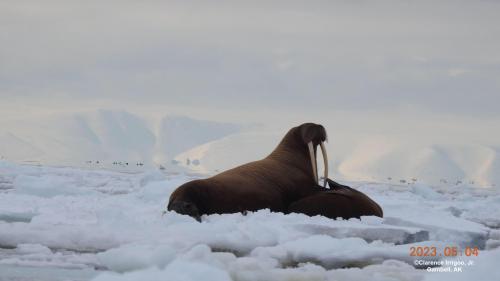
[174,131,282,173]
[0,109,242,170]
[0,109,498,186]
[154,115,241,164]
[176,134,500,187]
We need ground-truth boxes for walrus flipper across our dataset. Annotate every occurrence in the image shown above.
[326,178,351,190]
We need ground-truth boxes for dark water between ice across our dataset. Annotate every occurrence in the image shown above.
[0,264,100,281]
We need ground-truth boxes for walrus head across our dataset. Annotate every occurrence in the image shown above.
[166,181,202,221]
[270,123,329,187]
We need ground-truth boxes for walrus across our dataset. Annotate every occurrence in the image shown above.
[166,123,383,221]
[167,123,329,221]
[288,178,383,219]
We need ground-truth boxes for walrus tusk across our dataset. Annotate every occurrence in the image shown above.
[320,142,328,188]
[308,141,318,184]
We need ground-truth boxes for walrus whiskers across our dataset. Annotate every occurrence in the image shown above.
[308,141,318,184]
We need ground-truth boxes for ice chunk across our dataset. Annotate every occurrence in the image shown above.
[97,243,176,272]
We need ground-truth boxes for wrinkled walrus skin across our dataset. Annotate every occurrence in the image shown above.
[167,123,383,221]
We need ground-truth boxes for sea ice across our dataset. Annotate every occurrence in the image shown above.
[0,160,498,281]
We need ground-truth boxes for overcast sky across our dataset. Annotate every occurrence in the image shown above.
[1,1,500,125]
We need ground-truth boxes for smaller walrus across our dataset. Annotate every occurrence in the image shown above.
[288,179,383,219]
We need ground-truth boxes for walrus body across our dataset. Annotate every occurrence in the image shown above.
[167,123,383,221]
[169,159,312,218]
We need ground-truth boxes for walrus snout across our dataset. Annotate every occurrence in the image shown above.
[168,201,201,222]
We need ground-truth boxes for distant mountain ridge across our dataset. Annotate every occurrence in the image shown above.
[176,134,500,187]
[0,109,498,187]
[0,109,242,170]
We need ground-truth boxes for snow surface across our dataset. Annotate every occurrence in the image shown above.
[1,160,499,281]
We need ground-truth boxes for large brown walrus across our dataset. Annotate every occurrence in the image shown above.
[166,123,382,221]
